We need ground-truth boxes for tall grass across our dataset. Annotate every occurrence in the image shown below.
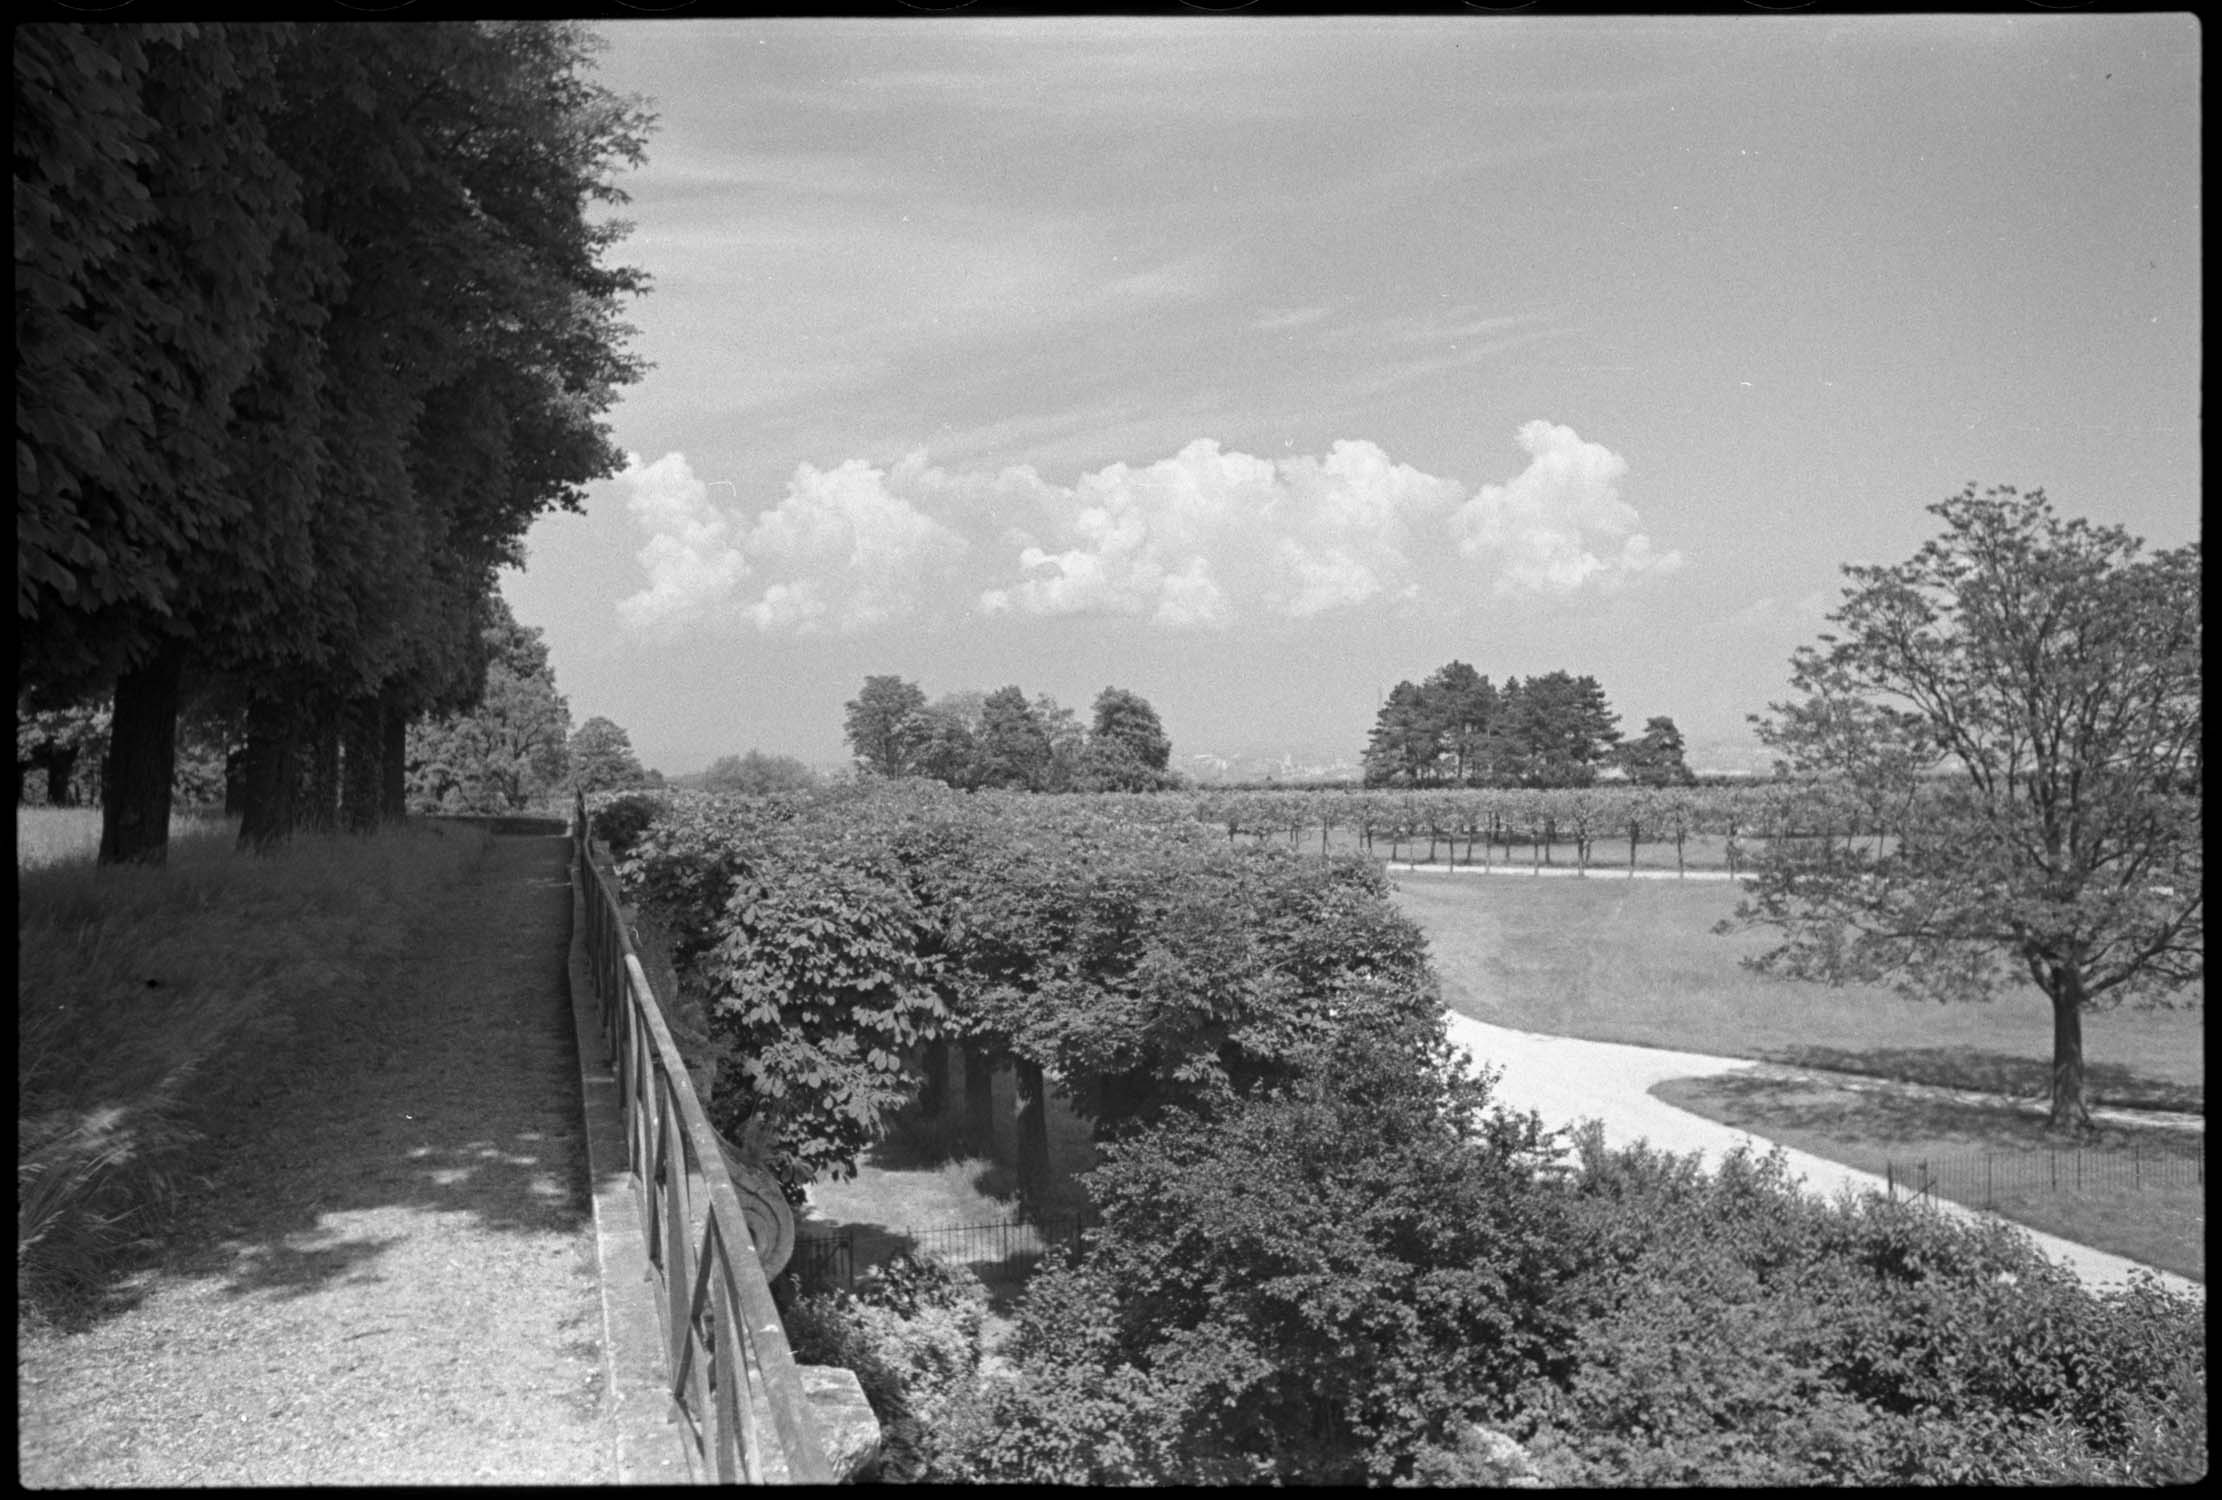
[16,812,493,1324]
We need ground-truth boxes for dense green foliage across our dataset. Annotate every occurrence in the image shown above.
[1729,485,2203,1131]
[600,781,2203,1483]
[606,780,1446,1190]
[566,716,648,795]
[699,749,817,795]
[404,598,573,814]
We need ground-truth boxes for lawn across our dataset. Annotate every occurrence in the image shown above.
[1389,868,2205,1109]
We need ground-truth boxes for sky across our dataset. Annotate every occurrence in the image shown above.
[498,13,2202,778]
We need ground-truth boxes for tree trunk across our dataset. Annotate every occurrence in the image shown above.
[2047,966,2092,1133]
[1014,1058,1050,1207]
[301,695,341,834]
[236,692,303,853]
[919,1037,950,1119]
[98,643,184,866]
[44,747,80,807]
[379,699,408,824]
[960,1047,997,1158]
[341,694,383,834]
[223,746,249,817]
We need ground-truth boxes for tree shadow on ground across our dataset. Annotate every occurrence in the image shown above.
[1761,1044,2204,1115]
[40,834,597,1331]
[1678,1070,2204,1155]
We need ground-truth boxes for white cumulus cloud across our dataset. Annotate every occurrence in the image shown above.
[617,424,1682,639]
[615,451,966,638]
[1450,420,1683,597]
[615,453,751,637]
[980,437,1461,627]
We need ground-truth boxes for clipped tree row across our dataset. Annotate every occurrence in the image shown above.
[597,780,1449,1202]
[17,20,650,862]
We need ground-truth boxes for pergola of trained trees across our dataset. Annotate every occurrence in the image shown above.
[16,21,651,862]
[1362,662,1690,789]
[842,675,1180,793]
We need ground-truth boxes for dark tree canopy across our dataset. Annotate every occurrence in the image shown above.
[1619,715,1696,786]
[1363,664,1627,788]
[15,20,652,861]
[1727,485,2202,1131]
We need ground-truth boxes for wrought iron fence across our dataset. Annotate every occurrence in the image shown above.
[1884,1138,2204,1211]
[574,792,832,1485]
[790,1213,1096,1297]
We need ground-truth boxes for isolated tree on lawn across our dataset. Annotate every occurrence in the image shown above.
[844,674,930,778]
[1619,715,1697,786]
[569,716,647,794]
[1726,485,2202,1132]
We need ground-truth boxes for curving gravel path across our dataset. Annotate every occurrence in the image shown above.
[17,834,615,1486]
[1442,1010,2203,1299]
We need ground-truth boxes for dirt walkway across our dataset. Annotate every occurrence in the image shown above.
[18,835,614,1486]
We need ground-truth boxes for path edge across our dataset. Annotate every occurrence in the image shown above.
[567,862,692,1483]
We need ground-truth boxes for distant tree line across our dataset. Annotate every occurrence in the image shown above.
[16,20,650,861]
[843,676,1180,793]
[1363,661,1693,789]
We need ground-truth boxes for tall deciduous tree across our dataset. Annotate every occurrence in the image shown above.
[975,685,1054,791]
[569,715,647,794]
[405,598,573,813]
[844,675,930,778]
[1727,485,2202,1131]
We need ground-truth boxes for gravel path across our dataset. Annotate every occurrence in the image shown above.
[17,834,614,1486]
[1443,1011,2204,1299]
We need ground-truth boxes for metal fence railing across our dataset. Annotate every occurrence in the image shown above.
[1884,1138,2204,1211]
[574,791,832,1485]
[790,1213,1096,1297]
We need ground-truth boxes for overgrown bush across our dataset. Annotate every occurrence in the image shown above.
[779,1249,992,1481]
[587,789,666,861]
